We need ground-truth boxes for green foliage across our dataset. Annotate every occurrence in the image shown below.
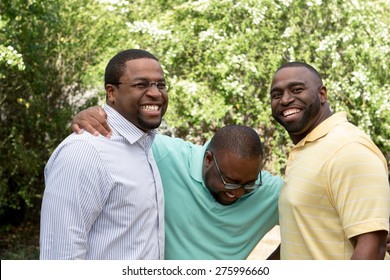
[114,0,389,173]
[0,0,124,221]
[0,221,40,259]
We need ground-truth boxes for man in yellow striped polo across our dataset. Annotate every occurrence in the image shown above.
[270,61,390,259]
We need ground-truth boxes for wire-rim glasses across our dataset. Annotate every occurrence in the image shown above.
[211,153,262,191]
[109,80,169,92]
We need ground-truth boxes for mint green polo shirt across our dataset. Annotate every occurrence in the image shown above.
[153,134,282,260]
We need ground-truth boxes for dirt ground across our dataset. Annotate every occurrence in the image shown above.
[247,226,280,260]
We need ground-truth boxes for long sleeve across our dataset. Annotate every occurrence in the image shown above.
[40,140,112,259]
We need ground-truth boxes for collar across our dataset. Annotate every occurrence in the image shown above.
[189,140,209,184]
[103,104,157,145]
[295,112,348,148]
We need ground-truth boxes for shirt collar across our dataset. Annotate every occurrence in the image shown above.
[103,104,157,145]
[189,140,209,184]
[296,111,348,147]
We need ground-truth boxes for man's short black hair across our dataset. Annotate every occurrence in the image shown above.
[276,61,323,85]
[104,49,159,87]
[207,125,263,159]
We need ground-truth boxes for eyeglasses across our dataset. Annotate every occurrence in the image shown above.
[110,80,169,91]
[211,153,262,191]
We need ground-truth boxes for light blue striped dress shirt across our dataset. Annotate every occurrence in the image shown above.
[40,105,164,259]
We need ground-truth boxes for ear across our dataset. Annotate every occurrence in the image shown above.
[319,85,327,104]
[106,84,117,104]
[204,151,213,168]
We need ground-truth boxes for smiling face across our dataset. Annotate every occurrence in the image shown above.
[106,58,168,132]
[270,66,329,144]
[203,150,262,205]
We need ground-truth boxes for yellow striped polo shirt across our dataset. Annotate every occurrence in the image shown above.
[279,112,390,259]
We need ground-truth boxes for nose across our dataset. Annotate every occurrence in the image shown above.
[146,84,162,97]
[280,91,294,105]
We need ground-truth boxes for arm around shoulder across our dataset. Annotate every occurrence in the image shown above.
[71,106,112,138]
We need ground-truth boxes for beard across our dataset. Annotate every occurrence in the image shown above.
[136,105,167,130]
[136,110,163,130]
[137,116,162,130]
[274,97,321,135]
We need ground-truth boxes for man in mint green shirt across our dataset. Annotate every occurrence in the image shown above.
[153,129,281,259]
[72,110,282,259]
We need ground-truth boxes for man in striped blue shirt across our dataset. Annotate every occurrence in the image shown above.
[40,49,168,259]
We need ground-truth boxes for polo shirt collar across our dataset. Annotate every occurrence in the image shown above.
[189,140,209,184]
[296,111,348,147]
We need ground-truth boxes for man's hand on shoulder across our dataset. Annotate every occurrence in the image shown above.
[71,106,112,138]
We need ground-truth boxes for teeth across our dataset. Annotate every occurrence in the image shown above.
[225,192,236,198]
[283,109,300,117]
[141,105,159,111]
